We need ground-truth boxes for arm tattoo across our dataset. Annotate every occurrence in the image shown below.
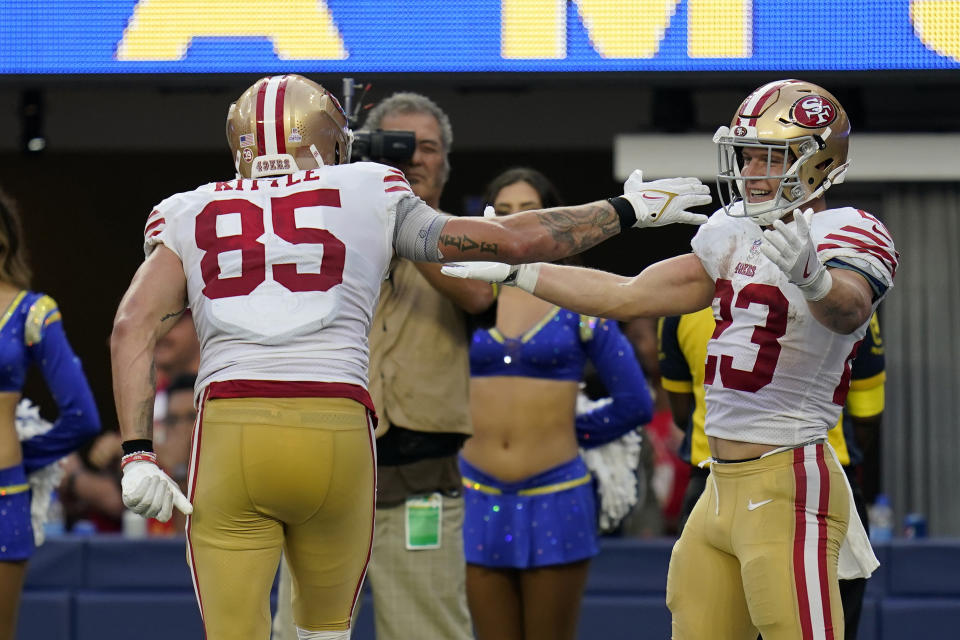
[160,307,186,323]
[535,203,621,255]
[439,234,499,256]
[131,357,157,441]
[815,296,862,332]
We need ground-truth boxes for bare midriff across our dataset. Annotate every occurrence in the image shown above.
[708,435,781,461]
[463,376,580,483]
[0,392,25,470]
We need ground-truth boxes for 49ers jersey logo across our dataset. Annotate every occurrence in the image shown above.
[790,95,837,128]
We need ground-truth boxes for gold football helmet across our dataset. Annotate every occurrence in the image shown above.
[714,79,851,225]
[226,74,352,179]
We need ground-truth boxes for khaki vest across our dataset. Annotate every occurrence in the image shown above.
[368,258,473,438]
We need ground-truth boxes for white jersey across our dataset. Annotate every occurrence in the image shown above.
[143,163,424,398]
[691,204,898,446]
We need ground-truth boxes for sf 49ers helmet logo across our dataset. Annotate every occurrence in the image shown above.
[733,125,748,137]
[791,95,837,128]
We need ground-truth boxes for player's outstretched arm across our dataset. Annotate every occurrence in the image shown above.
[110,245,193,522]
[436,177,711,264]
[444,253,715,322]
[437,200,619,264]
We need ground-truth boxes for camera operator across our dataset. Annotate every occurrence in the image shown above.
[350,128,416,166]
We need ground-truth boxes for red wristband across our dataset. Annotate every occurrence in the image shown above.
[121,451,158,470]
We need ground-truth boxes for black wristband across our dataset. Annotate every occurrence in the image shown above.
[122,439,154,455]
[607,196,637,231]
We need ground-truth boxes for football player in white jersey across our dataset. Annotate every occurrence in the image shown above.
[108,74,711,640]
[444,79,898,639]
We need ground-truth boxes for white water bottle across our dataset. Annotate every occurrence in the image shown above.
[122,508,147,539]
[869,493,894,544]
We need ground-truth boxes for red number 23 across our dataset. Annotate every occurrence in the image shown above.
[704,279,788,392]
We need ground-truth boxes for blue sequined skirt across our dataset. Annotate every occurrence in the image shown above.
[460,455,599,569]
[0,464,34,561]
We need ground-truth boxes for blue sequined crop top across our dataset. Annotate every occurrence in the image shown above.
[0,291,100,472]
[470,308,654,447]
[0,291,59,391]
[470,308,593,381]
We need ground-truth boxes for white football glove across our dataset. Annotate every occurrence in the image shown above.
[441,261,541,294]
[620,169,712,228]
[121,459,193,522]
[760,208,833,301]
[624,168,703,195]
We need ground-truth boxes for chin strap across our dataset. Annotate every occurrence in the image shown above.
[824,160,851,186]
[342,129,355,164]
[773,159,851,222]
[310,144,325,167]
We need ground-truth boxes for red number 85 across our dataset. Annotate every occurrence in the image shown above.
[194,189,346,300]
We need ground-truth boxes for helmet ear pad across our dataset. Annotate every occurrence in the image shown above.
[293,146,320,170]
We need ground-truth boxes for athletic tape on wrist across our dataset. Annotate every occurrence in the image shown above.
[799,268,833,301]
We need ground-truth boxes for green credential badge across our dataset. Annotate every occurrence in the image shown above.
[405,492,442,550]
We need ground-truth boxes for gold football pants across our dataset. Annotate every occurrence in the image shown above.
[185,396,375,639]
[666,441,848,640]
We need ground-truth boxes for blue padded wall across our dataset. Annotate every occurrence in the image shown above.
[17,536,960,640]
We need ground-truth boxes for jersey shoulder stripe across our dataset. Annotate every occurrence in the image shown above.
[814,208,898,285]
[383,171,412,194]
[144,210,165,240]
[141,187,218,255]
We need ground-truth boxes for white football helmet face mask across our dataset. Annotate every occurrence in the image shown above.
[715,79,851,226]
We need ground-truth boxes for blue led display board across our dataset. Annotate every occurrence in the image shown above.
[1,0,959,74]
